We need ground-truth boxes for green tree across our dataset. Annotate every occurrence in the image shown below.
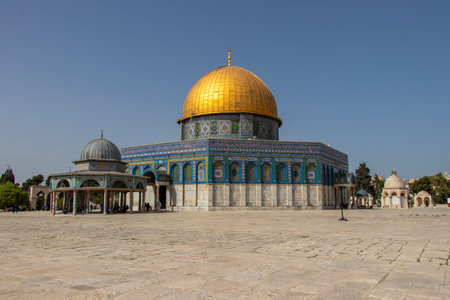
[89,191,103,204]
[0,182,28,208]
[410,176,431,194]
[355,162,373,194]
[410,174,450,204]
[21,174,44,192]
[371,174,385,200]
[0,167,15,184]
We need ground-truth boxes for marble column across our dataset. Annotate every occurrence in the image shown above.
[129,192,134,213]
[88,191,91,211]
[103,190,108,214]
[138,192,142,212]
[73,191,78,215]
[62,192,66,211]
[51,192,55,215]
[155,186,160,211]
[142,191,146,211]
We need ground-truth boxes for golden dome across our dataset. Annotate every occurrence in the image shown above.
[179,65,281,125]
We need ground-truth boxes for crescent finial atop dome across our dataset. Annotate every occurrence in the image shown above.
[228,47,231,66]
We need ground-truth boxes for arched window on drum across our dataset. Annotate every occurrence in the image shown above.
[197,162,205,183]
[213,161,224,183]
[292,164,301,184]
[262,163,271,183]
[277,163,287,183]
[183,163,193,183]
[132,167,140,176]
[170,164,179,184]
[307,163,316,184]
[229,163,240,183]
[245,163,256,183]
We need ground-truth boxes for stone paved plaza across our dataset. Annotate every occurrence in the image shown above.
[0,208,449,299]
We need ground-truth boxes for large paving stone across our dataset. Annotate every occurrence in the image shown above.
[0,207,448,299]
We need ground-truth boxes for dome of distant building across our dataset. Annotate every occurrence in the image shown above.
[384,169,406,189]
[414,190,433,207]
[80,136,121,161]
[179,65,281,125]
[380,169,409,208]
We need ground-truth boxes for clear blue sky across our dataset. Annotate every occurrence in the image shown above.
[1,0,449,183]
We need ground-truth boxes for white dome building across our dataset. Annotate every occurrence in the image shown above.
[381,169,409,208]
[414,190,433,207]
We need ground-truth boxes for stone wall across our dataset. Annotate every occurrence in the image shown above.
[166,183,338,211]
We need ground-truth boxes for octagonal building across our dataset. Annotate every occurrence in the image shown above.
[122,53,350,211]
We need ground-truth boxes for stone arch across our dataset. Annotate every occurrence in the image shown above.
[277,163,287,183]
[416,196,423,206]
[400,192,407,208]
[132,166,140,176]
[246,162,256,183]
[213,161,224,183]
[307,163,316,184]
[143,165,152,173]
[170,164,179,184]
[391,192,399,206]
[111,179,128,189]
[197,162,205,182]
[292,164,301,184]
[80,179,100,188]
[229,162,240,183]
[183,163,193,183]
[261,163,271,183]
[32,187,49,211]
[56,179,70,188]
[157,165,167,172]
[136,182,145,189]
[143,170,156,185]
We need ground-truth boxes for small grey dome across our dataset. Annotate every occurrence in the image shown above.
[356,189,369,197]
[80,138,121,161]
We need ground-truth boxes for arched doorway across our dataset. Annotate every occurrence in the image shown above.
[391,193,399,206]
[416,197,423,206]
[36,191,45,211]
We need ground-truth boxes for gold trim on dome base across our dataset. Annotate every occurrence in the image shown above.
[178,65,282,126]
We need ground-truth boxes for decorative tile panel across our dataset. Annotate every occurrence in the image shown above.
[194,122,201,138]
[200,120,210,137]
[231,120,239,135]
[218,120,231,136]
[241,119,252,136]
[211,121,218,135]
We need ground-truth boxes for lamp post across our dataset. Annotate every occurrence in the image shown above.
[339,188,348,221]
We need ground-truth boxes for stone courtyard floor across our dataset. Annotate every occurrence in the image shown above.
[0,208,449,299]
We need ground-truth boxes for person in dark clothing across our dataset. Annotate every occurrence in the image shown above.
[113,203,119,213]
